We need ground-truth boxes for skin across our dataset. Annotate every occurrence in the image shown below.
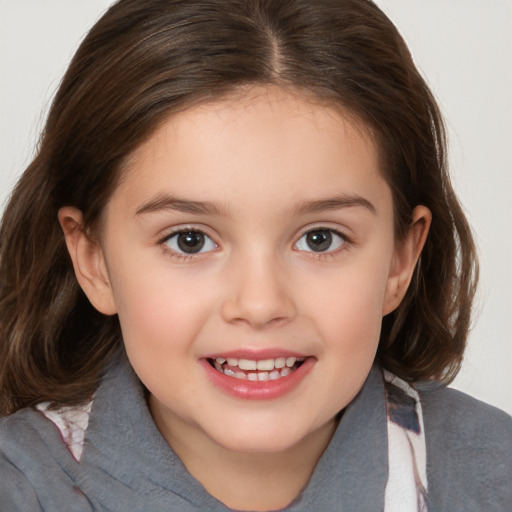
[60,86,431,511]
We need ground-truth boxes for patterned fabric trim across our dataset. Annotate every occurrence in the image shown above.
[36,400,93,462]
[383,370,428,512]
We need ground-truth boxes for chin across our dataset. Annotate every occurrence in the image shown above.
[205,416,325,455]
[217,433,302,454]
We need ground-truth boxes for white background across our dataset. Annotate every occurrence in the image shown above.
[1,1,511,415]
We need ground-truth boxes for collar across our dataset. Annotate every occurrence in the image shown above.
[86,356,390,510]
[40,355,422,511]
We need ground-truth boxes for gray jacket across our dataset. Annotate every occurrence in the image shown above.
[1,356,511,511]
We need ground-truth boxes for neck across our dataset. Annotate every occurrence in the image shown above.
[149,398,338,511]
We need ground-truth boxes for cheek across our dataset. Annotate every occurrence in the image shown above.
[300,265,388,405]
[297,256,391,349]
[108,258,215,357]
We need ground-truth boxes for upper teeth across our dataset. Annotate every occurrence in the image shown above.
[215,357,302,371]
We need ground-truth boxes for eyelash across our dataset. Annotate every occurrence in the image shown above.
[295,226,351,260]
[157,225,351,262]
[158,226,218,263]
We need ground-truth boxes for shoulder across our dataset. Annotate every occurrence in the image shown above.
[419,383,512,443]
[0,439,43,511]
[417,383,512,511]
[0,409,48,510]
[0,406,49,464]
[0,405,56,458]
[0,407,93,511]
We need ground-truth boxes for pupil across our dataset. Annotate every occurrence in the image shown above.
[177,231,205,253]
[306,230,332,252]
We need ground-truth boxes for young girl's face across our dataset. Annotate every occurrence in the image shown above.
[66,86,426,457]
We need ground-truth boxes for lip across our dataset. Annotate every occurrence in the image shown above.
[200,354,315,400]
[203,348,309,361]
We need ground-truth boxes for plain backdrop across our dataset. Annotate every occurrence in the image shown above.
[0,0,511,415]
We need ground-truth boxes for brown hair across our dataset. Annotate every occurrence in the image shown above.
[0,0,478,415]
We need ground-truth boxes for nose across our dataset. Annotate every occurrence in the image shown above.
[220,251,297,329]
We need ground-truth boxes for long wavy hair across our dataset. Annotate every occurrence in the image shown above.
[0,0,478,415]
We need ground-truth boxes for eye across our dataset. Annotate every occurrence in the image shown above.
[295,228,346,253]
[163,230,217,255]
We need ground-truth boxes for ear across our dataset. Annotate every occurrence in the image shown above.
[382,205,431,316]
[58,207,117,315]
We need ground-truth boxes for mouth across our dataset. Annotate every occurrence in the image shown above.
[207,356,306,381]
[202,352,314,400]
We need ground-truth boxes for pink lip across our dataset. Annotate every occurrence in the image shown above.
[200,356,315,400]
[203,348,309,360]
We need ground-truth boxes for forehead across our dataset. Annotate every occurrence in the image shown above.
[110,86,388,217]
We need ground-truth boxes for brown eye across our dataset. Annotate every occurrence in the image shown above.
[305,230,332,252]
[177,231,205,253]
[164,230,217,254]
[295,229,345,253]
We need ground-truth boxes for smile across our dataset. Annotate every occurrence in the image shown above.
[208,356,306,381]
[202,353,314,400]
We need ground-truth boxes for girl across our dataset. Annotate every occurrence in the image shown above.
[0,0,510,510]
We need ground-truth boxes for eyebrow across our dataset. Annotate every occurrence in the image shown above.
[135,194,231,217]
[291,194,376,216]
[135,192,376,218]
